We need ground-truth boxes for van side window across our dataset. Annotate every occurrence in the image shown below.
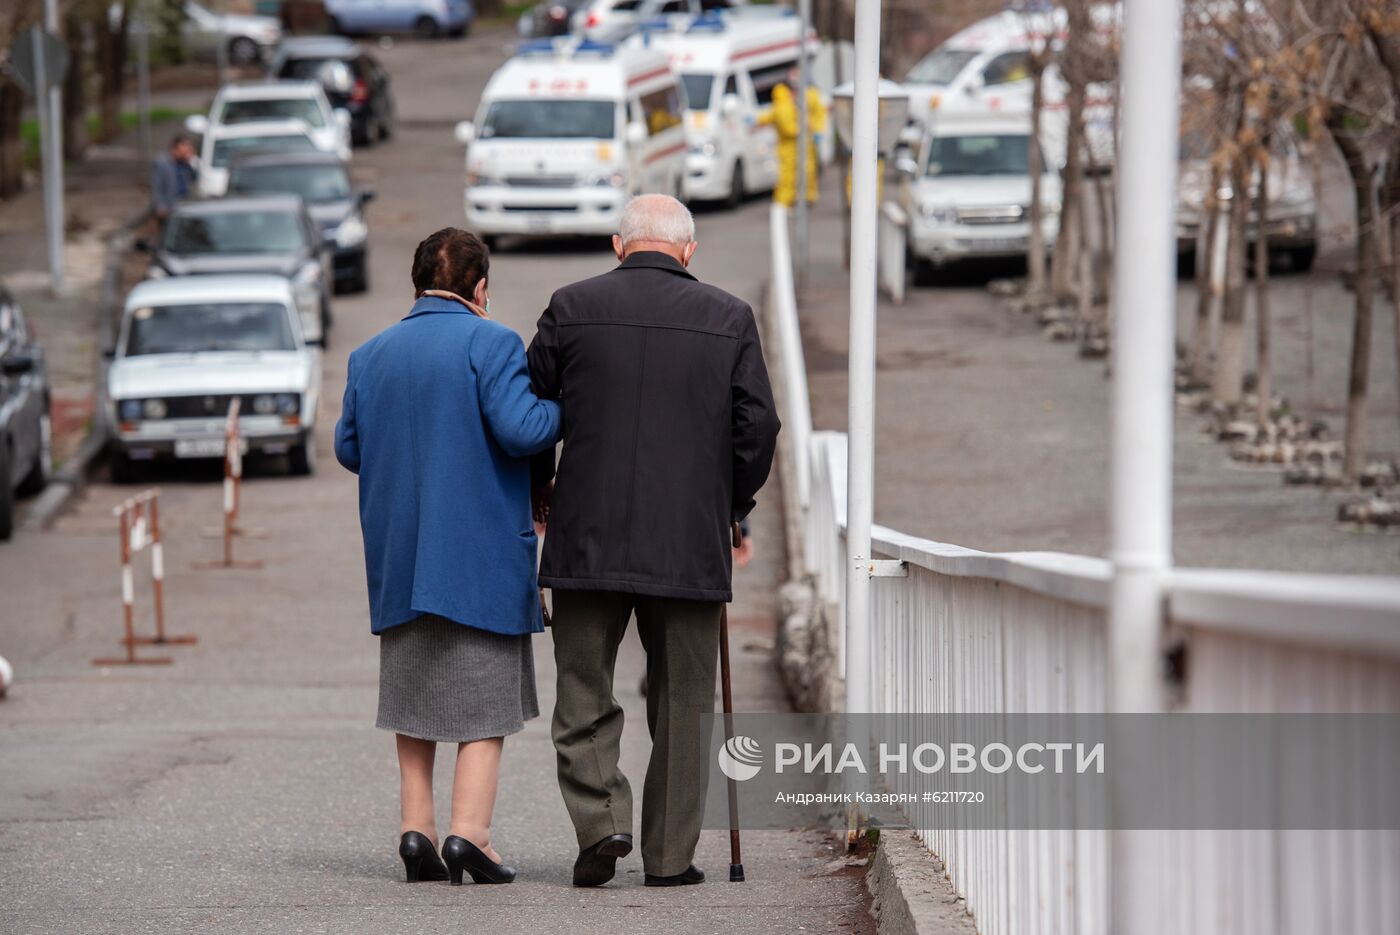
[724,74,739,97]
[640,84,684,136]
[982,51,1031,87]
[749,59,796,107]
[657,0,687,11]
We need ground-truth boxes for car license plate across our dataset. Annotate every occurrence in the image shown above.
[174,438,233,459]
[526,213,553,232]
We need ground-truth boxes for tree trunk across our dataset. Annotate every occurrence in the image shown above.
[1384,156,1400,448]
[63,12,88,163]
[1026,58,1048,296]
[1050,79,1086,299]
[1191,160,1225,386]
[1331,124,1375,482]
[1212,147,1250,405]
[96,4,129,144]
[0,78,22,200]
[1253,159,1272,428]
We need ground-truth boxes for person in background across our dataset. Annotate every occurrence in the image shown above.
[759,66,828,208]
[334,228,561,887]
[150,134,197,226]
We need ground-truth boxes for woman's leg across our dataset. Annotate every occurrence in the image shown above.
[449,736,504,862]
[397,733,438,843]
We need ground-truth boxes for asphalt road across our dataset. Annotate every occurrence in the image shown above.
[0,28,871,935]
[798,154,1400,575]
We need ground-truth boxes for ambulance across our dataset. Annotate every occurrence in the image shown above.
[453,38,688,243]
[636,12,819,205]
[900,5,1119,168]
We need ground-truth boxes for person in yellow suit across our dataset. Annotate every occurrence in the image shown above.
[757,67,827,207]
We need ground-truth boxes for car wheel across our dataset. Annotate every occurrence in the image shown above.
[1289,244,1317,273]
[16,410,52,497]
[289,433,317,476]
[415,15,440,38]
[109,449,139,485]
[228,36,259,66]
[378,107,393,140]
[726,162,745,210]
[911,255,937,287]
[0,441,14,542]
[482,234,500,252]
[355,259,371,293]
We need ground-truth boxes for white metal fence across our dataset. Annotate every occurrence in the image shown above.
[769,207,1400,935]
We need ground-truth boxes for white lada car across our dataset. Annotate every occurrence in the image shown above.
[106,275,321,479]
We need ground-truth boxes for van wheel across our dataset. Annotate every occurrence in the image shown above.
[0,442,14,541]
[109,450,139,485]
[726,162,746,210]
[289,434,317,476]
[415,16,440,38]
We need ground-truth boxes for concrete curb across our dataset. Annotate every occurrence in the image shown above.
[21,209,148,532]
[866,832,977,935]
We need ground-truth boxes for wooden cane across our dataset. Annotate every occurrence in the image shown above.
[722,521,744,882]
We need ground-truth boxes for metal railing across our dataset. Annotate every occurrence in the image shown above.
[769,196,1400,935]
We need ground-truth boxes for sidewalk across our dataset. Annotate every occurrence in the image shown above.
[0,79,216,475]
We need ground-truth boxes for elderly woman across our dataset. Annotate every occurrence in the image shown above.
[334,228,560,886]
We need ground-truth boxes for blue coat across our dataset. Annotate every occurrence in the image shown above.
[334,296,562,636]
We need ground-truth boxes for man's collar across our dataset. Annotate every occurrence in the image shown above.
[615,250,697,281]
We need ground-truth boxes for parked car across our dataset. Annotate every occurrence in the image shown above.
[517,0,590,37]
[186,82,352,162]
[898,113,1061,283]
[575,0,741,43]
[325,0,474,38]
[139,196,333,345]
[196,118,320,197]
[0,288,51,541]
[270,37,396,146]
[1176,125,1318,274]
[180,0,283,65]
[106,276,322,479]
[228,151,374,293]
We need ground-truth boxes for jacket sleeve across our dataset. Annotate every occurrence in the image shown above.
[731,306,781,522]
[334,353,360,473]
[526,298,563,486]
[477,323,562,459]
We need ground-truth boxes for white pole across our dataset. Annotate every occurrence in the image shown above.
[32,9,64,295]
[1109,0,1181,929]
[844,0,880,718]
[794,0,811,287]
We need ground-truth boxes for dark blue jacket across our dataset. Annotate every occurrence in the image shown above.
[335,296,562,635]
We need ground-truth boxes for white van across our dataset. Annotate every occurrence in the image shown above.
[638,12,815,205]
[898,112,1062,280]
[901,6,1119,167]
[454,38,688,243]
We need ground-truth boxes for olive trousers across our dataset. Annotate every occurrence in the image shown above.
[550,588,721,878]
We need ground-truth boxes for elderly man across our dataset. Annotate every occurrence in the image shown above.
[528,195,780,888]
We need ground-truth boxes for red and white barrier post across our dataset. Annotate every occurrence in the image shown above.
[199,397,262,569]
[94,488,195,666]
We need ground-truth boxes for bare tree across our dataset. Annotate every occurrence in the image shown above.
[1049,0,1093,300]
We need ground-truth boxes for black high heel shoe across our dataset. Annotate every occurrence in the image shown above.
[441,834,516,885]
[399,831,450,883]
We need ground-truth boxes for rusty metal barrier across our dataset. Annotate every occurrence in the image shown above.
[93,488,195,666]
[198,398,263,569]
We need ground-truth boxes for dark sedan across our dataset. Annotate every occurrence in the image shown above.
[0,288,52,541]
[138,195,334,346]
[228,150,375,293]
[270,36,395,147]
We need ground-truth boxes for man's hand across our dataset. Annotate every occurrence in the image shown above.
[532,481,554,535]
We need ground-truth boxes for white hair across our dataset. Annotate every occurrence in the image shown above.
[618,194,695,246]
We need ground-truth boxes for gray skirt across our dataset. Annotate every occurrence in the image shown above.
[377,614,539,743]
